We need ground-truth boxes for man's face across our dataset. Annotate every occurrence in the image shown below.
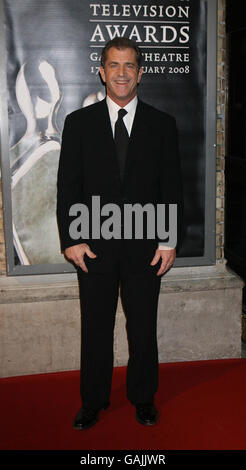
[100,47,143,106]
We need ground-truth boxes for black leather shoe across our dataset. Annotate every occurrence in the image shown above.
[135,403,159,426]
[73,405,108,430]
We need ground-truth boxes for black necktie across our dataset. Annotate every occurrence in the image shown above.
[114,108,129,180]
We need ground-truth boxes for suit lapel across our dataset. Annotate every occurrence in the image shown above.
[123,100,149,183]
[96,98,121,177]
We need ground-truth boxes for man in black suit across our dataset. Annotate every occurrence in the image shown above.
[57,37,183,430]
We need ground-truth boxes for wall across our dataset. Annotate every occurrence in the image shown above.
[216,0,226,261]
[0,178,6,273]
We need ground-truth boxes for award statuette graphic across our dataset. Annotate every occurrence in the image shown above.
[10,60,64,265]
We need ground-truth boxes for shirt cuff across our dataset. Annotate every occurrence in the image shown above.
[158,244,175,250]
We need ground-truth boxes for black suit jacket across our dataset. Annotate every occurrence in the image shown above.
[57,98,183,273]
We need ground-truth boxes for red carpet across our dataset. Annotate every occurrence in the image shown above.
[1,359,246,451]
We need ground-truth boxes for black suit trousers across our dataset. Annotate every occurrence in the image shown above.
[77,245,161,409]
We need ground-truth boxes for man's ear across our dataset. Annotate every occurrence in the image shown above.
[99,66,106,83]
[137,67,143,84]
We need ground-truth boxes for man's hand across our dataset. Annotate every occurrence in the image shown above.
[65,243,97,273]
[150,248,176,276]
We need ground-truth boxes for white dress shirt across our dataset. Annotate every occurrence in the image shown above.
[106,94,137,137]
[106,95,173,251]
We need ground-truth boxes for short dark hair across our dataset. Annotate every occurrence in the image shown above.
[101,37,142,69]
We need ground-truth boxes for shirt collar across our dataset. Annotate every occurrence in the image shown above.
[106,95,138,119]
